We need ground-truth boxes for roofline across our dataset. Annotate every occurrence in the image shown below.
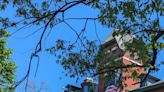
[100,38,116,49]
[66,84,81,89]
[130,81,164,92]
[140,74,161,81]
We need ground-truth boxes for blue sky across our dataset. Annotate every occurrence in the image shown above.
[3,4,111,92]
[1,2,164,92]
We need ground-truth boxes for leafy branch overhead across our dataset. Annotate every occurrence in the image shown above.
[0,30,16,91]
[0,0,163,90]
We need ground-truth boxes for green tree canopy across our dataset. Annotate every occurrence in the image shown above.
[0,29,16,91]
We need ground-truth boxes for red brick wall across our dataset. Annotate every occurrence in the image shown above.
[98,43,122,92]
[98,42,146,92]
[122,51,146,92]
[98,51,146,92]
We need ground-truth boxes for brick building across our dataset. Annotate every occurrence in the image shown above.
[63,30,163,92]
[98,30,146,92]
[63,78,98,92]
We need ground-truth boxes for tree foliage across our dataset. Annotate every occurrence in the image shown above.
[0,30,16,91]
[0,0,163,90]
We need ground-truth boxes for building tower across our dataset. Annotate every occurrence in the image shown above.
[98,30,146,92]
[81,77,98,92]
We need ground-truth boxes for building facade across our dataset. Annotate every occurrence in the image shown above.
[98,30,146,92]
[63,30,162,92]
[64,78,98,92]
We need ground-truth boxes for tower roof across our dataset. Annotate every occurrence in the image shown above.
[102,29,135,50]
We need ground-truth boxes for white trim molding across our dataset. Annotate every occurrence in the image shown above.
[122,56,142,66]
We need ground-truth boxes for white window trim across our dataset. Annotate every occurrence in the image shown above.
[122,56,142,66]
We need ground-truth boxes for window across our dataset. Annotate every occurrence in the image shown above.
[109,78,115,85]
[129,51,141,65]
[111,46,118,52]
[145,81,153,86]
[104,73,108,76]
[136,55,141,64]
[107,50,110,53]
[130,51,134,60]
